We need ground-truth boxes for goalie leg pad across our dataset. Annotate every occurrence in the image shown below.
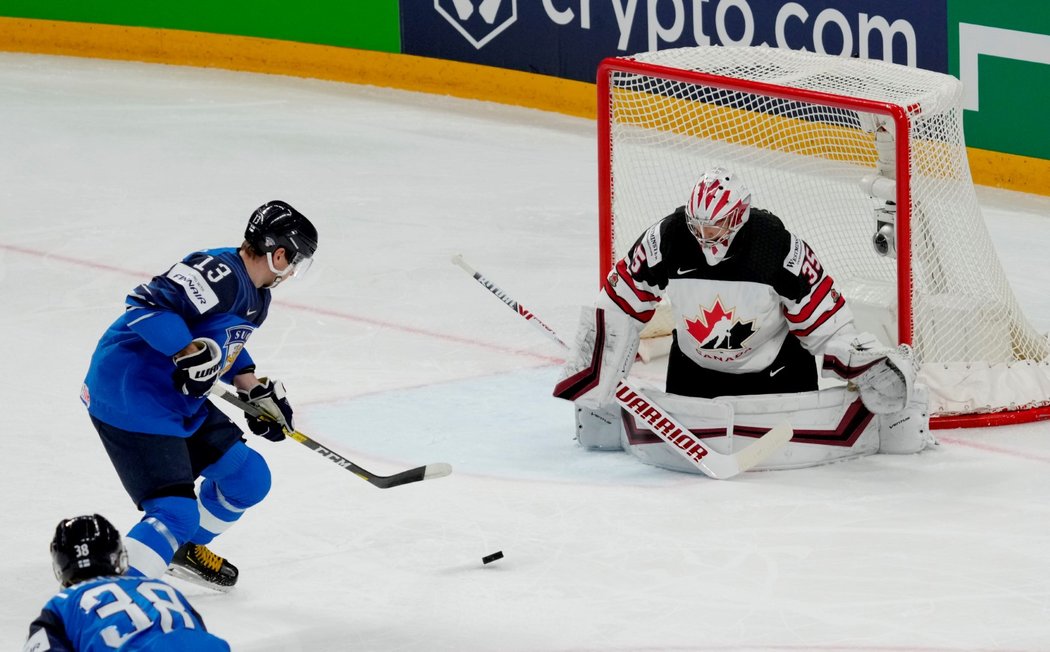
[553,306,640,408]
[620,387,879,472]
[877,383,936,454]
[575,403,623,450]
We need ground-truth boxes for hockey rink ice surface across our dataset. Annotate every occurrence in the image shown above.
[4,52,1050,651]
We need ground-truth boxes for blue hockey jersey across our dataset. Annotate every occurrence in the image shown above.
[83,247,270,436]
[24,574,229,652]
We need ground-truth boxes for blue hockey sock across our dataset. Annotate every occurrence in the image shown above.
[125,496,199,577]
[192,442,271,544]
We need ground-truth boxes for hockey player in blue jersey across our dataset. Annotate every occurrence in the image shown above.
[24,514,230,651]
[80,200,318,590]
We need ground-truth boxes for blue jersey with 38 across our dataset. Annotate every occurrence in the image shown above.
[24,575,229,652]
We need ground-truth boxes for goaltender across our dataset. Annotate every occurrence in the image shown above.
[554,168,933,472]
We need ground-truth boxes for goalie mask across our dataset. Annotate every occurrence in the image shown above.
[245,200,319,286]
[50,514,128,587]
[685,168,752,248]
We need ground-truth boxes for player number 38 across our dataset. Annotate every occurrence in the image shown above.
[79,581,197,648]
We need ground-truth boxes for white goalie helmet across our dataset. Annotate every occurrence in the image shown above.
[685,167,752,247]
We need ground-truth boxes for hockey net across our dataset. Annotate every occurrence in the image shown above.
[598,46,1050,428]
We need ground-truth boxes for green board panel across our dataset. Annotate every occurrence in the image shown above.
[949,0,1050,159]
[0,1,401,53]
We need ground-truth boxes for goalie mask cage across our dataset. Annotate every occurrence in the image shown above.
[597,46,1050,429]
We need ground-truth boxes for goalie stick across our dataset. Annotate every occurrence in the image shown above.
[210,386,452,489]
[452,254,793,480]
[452,254,568,348]
[453,254,666,363]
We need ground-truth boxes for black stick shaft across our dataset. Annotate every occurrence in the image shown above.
[210,387,451,489]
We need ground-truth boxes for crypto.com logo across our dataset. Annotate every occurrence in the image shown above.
[435,0,517,50]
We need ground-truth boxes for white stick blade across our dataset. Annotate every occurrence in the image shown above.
[424,463,453,479]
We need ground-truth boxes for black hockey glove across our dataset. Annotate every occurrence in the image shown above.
[238,378,292,442]
[172,337,224,398]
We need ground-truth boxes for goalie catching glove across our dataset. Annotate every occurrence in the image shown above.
[172,337,223,398]
[823,332,915,414]
[553,306,640,408]
[238,378,293,442]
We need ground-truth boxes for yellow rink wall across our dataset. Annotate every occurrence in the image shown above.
[0,17,1046,197]
[0,17,596,117]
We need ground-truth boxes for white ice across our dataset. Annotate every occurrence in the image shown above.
[2,53,1050,651]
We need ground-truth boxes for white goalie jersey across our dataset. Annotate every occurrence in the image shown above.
[602,207,855,376]
[557,206,917,417]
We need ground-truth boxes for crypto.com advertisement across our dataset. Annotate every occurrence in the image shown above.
[401,0,947,82]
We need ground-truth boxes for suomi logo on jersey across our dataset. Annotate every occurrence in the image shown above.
[435,0,517,49]
[222,325,254,374]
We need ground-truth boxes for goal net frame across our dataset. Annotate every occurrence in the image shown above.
[597,46,1050,430]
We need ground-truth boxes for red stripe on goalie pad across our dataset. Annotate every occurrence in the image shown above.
[621,397,871,447]
[552,310,607,400]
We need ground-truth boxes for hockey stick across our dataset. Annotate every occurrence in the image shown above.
[452,254,569,348]
[452,254,668,363]
[452,254,793,479]
[210,386,452,489]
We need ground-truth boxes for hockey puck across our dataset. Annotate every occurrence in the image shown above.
[482,551,504,564]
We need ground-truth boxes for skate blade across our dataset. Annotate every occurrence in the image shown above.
[165,564,236,593]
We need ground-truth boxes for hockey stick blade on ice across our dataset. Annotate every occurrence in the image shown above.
[210,387,452,489]
[453,254,793,480]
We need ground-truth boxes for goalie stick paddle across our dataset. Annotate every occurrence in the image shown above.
[452,254,793,480]
[613,378,792,479]
[210,387,452,489]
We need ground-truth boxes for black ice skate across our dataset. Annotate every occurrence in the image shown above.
[167,543,238,591]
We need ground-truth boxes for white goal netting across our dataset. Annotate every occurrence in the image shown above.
[599,46,1050,424]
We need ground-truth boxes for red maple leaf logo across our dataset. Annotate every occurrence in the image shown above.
[685,298,735,346]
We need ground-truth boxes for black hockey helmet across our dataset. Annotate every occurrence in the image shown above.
[245,200,318,261]
[50,514,128,587]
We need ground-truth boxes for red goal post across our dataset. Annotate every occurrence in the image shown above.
[596,46,1050,429]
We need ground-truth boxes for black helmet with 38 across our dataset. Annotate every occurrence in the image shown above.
[50,514,128,587]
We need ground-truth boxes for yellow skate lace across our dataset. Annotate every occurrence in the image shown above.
[191,545,224,572]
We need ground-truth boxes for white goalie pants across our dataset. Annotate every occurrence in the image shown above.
[575,384,934,473]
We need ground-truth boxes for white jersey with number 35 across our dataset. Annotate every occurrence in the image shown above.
[599,207,855,374]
